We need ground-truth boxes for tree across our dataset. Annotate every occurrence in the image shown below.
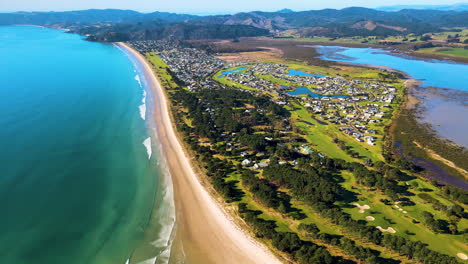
[420,35,432,41]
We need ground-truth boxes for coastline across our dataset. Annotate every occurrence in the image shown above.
[262,38,468,64]
[302,43,468,185]
[116,42,282,264]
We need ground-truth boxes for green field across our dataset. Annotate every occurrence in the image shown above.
[338,171,468,257]
[418,47,468,58]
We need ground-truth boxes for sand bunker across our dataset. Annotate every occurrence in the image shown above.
[394,205,400,209]
[366,216,375,221]
[457,253,468,260]
[353,203,371,213]
[403,211,407,214]
[376,226,396,233]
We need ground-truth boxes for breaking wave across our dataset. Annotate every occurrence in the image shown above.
[139,104,146,120]
[139,83,147,120]
[135,75,142,87]
[116,44,178,264]
[143,137,152,159]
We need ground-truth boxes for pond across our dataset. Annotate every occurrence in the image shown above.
[287,86,349,98]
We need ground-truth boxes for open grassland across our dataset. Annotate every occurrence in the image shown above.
[417,47,468,58]
[146,53,181,90]
[338,171,468,257]
[289,103,383,162]
[224,163,412,263]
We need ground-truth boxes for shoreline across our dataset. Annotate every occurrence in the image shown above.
[301,43,468,185]
[261,38,468,64]
[116,42,282,264]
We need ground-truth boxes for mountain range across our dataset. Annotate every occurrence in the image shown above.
[1,7,467,41]
[378,3,468,12]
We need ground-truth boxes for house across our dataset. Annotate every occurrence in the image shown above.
[254,162,269,169]
[241,159,252,166]
[301,145,315,154]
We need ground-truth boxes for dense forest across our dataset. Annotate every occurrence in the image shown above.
[81,23,270,42]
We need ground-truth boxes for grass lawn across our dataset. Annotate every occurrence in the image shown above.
[418,47,468,58]
[213,66,259,91]
[338,171,468,258]
[290,103,383,162]
[146,53,181,90]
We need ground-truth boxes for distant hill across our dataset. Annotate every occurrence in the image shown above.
[1,7,468,40]
[188,7,468,35]
[378,3,468,12]
[0,9,196,26]
[277,9,295,13]
[79,22,269,42]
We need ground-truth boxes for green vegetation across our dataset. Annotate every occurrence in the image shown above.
[146,53,183,90]
[148,49,468,264]
[418,47,468,58]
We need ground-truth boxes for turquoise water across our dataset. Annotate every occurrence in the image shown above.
[0,26,163,264]
[313,46,468,91]
[287,86,349,98]
[287,69,325,77]
[218,66,248,78]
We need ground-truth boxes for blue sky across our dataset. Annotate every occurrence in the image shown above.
[0,0,464,13]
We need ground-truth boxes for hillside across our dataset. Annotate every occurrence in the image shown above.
[1,7,468,40]
[80,22,269,42]
[378,3,468,12]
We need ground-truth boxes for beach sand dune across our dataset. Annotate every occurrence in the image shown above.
[118,43,281,264]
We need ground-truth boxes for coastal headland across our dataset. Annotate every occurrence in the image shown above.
[116,42,282,264]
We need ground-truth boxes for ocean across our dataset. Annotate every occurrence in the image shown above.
[0,26,172,264]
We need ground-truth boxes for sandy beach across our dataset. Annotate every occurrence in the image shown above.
[117,43,282,264]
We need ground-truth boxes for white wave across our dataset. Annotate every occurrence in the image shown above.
[143,137,152,159]
[125,259,130,264]
[135,74,142,87]
[139,104,146,120]
[142,90,147,103]
[138,257,157,264]
[135,129,177,264]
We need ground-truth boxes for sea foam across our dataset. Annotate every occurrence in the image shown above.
[139,85,147,120]
[143,137,152,159]
[139,104,146,120]
[135,75,142,87]
[137,129,177,264]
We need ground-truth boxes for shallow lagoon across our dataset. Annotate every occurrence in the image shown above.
[312,45,468,147]
[312,45,468,188]
[312,45,468,92]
